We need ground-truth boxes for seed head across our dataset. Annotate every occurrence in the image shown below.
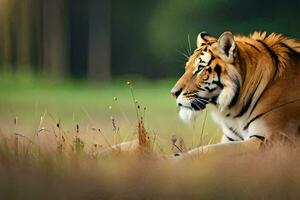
[110,116,117,132]
[14,117,18,125]
[76,124,79,133]
[171,133,178,144]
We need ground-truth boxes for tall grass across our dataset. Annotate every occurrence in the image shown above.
[1,78,300,199]
[1,121,300,200]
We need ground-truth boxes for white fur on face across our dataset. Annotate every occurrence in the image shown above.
[179,107,199,123]
[217,86,236,112]
[217,66,242,112]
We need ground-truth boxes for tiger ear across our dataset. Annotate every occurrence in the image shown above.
[217,32,236,63]
[197,32,215,48]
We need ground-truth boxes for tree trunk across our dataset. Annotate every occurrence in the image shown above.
[87,0,111,82]
[42,0,68,77]
[16,0,32,72]
[0,0,14,73]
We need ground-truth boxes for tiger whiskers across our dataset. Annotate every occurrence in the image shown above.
[176,49,190,60]
[187,34,192,57]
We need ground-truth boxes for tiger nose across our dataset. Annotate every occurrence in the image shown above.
[171,87,182,98]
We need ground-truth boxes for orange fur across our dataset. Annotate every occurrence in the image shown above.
[172,31,300,141]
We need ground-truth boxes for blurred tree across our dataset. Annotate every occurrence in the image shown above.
[146,0,300,78]
[88,0,111,81]
[68,0,89,79]
[0,0,300,79]
[42,0,68,77]
[111,0,161,78]
[16,0,32,72]
[0,0,14,73]
[31,0,43,72]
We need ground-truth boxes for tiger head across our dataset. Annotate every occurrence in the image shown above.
[171,31,241,123]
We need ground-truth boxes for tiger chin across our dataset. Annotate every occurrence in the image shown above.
[170,31,300,158]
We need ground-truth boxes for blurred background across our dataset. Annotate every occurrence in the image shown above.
[1,0,300,80]
[0,0,300,147]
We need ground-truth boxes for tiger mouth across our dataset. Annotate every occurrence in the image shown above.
[178,103,193,110]
[191,100,207,111]
[190,102,206,111]
[178,97,208,111]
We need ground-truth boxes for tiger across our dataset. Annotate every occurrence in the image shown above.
[169,31,300,158]
[104,31,300,158]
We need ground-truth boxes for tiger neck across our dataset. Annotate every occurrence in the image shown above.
[219,43,276,121]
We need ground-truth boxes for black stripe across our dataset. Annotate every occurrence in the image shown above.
[228,76,240,108]
[205,87,217,92]
[256,40,281,81]
[244,99,300,130]
[212,80,224,89]
[279,42,300,59]
[207,67,212,74]
[214,64,222,76]
[257,39,279,65]
[194,65,204,75]
[248,89,265,119]
[225,135,235,142]
[198,100,208,105]
[243,113,264,130]
[210,95,218,105]
[191,101,205,110]
[229,127,243,140]
[198,97,209,101]
[235,82,260,118]
[263,32,268,40]
[243,99,300,130]
[243,41,261,52]
[200,32,209,42]
[183,90,198,96]
[207,58,213,66]
[174,88,182,97]
[234,93,254,118]
[197,97,209,103]
[249,135,265,141]
[212,64,224,89]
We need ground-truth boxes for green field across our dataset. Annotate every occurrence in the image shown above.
[0,75,221,152]
[1,76,300,200]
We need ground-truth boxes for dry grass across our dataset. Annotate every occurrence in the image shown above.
[1,81,300,199]
[1,124,300,200]
[0,114,300,200]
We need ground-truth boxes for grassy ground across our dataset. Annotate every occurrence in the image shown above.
[2,75,300,200]
[0,75,220,152]
[0,127,300,200]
